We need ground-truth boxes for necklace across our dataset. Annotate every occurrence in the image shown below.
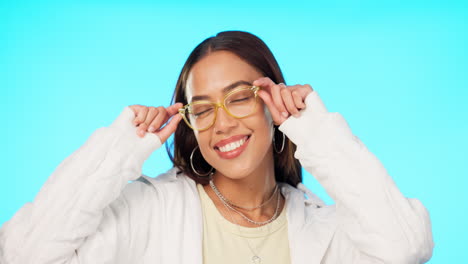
[209,180,282,264]
[218,196,266,264]
[225,185,279,211]
[209,180,281,226]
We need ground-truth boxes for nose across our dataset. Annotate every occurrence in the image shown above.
[213,106,238,134]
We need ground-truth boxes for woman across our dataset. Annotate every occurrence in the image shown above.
[0,31,433,263]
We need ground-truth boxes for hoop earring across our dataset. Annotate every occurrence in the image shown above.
[273,128,286,154]
[190,145,214,177]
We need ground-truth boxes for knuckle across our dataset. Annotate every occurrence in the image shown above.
[137,108,148,118]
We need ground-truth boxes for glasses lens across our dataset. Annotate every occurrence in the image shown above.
[186,103,215,130]
[225,88,257,117]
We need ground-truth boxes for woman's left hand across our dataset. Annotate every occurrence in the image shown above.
[253,77,313,126]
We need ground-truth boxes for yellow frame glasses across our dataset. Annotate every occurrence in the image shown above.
[179,85,261,131]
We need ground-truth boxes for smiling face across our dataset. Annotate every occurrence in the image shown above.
[185,51,274,180]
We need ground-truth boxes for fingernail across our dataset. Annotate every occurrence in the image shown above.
[282,112,289,118]
[148,126,155,132]
[294,113,300,118]
[138,130,145,136]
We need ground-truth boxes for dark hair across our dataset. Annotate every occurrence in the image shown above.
[166,30,302,187]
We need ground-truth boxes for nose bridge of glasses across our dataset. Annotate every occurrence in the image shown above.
[214,101,235,120]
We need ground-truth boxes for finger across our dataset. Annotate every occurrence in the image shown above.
[296,84,314,99]
[149,107,169,133]
[149,102,184,133]
[271,84,289,118]
[128,104,145,113]
[138,108,159,136]
[253,77,289,118]
[252,77,272,89]
[253,77,278,95]
[258,90,286,125]
[134,106,149,126]
[292,89,306,109]
[157,114,183,143]
[288,85,307,108]
[143,107,159,132]
[281,88,300,117]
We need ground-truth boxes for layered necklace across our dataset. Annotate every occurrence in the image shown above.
[209,180,281,225]
[209,179,282,263]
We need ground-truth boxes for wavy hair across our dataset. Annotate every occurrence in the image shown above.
[166,30,302,187]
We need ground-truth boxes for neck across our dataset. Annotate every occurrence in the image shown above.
[207,149,278,217]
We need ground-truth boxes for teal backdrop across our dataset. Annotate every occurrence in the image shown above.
[1,1,467,262]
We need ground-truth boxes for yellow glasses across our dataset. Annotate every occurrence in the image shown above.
[179,85,261,131]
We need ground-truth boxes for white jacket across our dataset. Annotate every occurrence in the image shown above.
[0,91,434,264]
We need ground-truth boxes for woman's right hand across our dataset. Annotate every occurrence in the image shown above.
[128,103,183,143]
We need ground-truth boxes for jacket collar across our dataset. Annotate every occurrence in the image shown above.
[280,183,336,264]
[148,168,336,264]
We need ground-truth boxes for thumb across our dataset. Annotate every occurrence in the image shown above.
[166,102,184,116]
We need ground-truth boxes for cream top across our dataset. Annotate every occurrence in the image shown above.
[196,183,291,264]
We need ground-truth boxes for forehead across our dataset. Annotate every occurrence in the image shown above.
[186,51,262,101]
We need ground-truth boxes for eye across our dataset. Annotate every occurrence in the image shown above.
[191,105,214,118]
[194,109,213,117]
[229,97,250,103]
[226,89,255,104]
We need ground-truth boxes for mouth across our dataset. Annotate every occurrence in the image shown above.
[213,135,251,159]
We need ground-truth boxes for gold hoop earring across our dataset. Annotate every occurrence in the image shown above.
[190,145,214,177]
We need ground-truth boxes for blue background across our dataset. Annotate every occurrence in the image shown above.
[1,0,467,262]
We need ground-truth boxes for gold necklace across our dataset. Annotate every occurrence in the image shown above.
[221,184,279,211]
[217,192,282,263]
[209,180,281,225]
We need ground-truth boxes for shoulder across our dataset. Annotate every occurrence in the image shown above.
[281,182,337,225]
[115,167,195,204]
[138,167,196,189]
[127,167,199,206]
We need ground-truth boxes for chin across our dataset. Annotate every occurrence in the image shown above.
[214,164,255,181]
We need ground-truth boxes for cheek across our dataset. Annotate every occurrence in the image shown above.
[256,103,275,140]
[194,132,216,163]
[249,111,274,147]
[263,104,273,125]
[263,105,275,139]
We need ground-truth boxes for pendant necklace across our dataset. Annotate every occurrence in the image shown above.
[209,180,282,263]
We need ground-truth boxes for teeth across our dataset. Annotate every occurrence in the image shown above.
[219,137,247,152]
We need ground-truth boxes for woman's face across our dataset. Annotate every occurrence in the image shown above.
[186,51,274,179]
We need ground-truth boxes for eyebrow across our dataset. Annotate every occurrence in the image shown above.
[191,80,252,102]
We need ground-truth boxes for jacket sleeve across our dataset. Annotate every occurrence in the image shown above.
[0,106,162,264]
[279,91,434,263]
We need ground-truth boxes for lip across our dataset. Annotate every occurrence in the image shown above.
[213,135,251,159]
